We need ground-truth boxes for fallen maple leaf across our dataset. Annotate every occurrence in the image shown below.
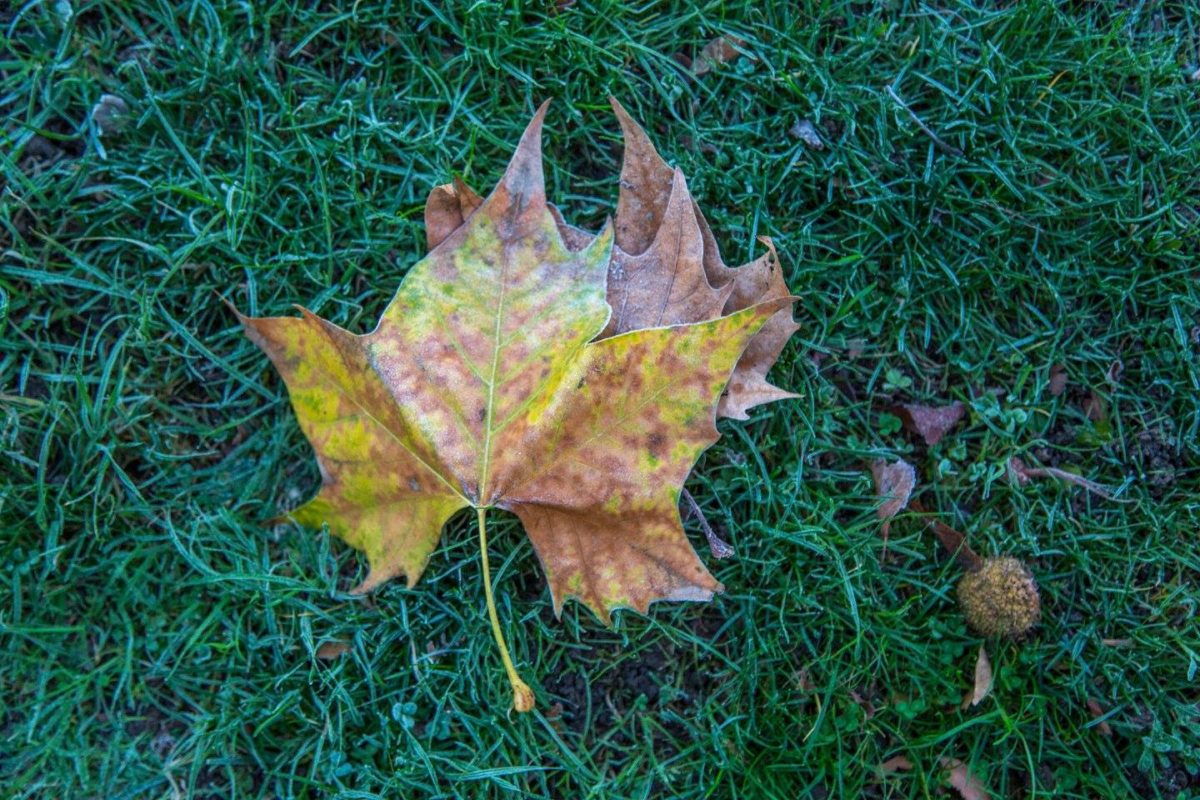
[239,102,795,711]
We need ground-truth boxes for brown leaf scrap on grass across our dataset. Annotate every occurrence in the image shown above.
[692,35,746,76]
[871,458,916,545]
[908,500,982,571]
[1087,698,1114,736]
[789,119,825,150]
[878,755,913,774]
[316,641,351,660]
[1048,363,1068,397]
[237,100,798,712]
[942,759,990,800]
[894,401,965,446]
[962,644,993,708]
[876,755,990,800]
[1081,359,1123,421]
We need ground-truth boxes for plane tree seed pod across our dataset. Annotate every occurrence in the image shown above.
[957,556,1042,640]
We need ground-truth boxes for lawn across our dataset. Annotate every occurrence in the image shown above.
[3,2,1198,798]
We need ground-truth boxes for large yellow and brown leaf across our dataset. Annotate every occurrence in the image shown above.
[243,103,792,620]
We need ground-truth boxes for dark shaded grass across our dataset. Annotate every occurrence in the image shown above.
[2,1,1198,797]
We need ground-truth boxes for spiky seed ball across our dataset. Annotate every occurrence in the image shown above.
[957,556,1041,639]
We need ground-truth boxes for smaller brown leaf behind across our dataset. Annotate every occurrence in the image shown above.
[608,100,800,419]
[602,168,732,335]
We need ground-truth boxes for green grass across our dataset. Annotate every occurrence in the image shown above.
[2,1,1198,797]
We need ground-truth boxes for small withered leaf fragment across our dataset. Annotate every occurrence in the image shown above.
[91,93,131,136]
[895,400,965,446]
[790,118,824,150]
[1008,456,1114,499]
[316,640,352,659]
[1048,363,1068,396]
[941,758,990,800]
[878,755,914,774]
[870,458,916,537]
[1087,698,1114,736]
[692,35,746,76]
[966,644,993,707]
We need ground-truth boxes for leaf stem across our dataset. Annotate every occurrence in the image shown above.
[476,506,534,713]
[681,487,733,559]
